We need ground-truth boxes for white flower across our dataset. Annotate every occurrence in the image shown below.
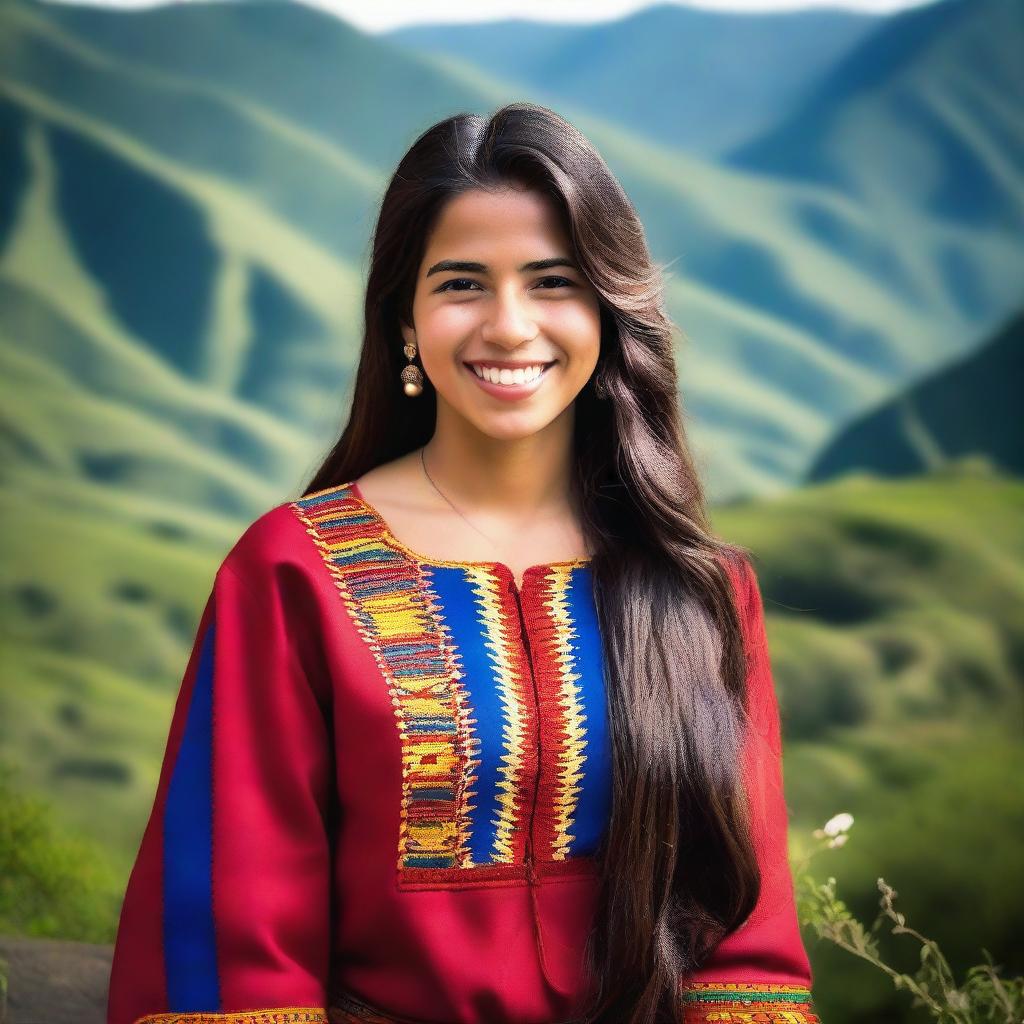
[822,812,854,837]
[828,833,849,848]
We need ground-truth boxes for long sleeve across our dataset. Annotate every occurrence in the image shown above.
[107,553,335,1024]
[677,555,819,1023]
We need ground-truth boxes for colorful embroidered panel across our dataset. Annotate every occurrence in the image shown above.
[328,983,821,1023]
[328,988,415,1024]
[133,1010,328,1024]
[679,982,820,1023]
[290,482,612,890]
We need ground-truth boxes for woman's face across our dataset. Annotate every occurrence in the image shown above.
[401,184,602,441]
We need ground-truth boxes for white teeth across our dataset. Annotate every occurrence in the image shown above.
[470,363,548,385]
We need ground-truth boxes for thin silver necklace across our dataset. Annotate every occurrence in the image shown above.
[419,445,506,552]
[418,445,589,562]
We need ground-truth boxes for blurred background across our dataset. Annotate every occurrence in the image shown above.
[0,0,1021,1020]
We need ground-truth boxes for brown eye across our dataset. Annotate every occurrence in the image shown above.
[436,278,481,293]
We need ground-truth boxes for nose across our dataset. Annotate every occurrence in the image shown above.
[480,287,539,348]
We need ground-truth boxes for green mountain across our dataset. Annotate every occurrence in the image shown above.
[2,0,1022,510]
[389,0,1024,492]
[806,307,1024,481]
[384,2,879,159]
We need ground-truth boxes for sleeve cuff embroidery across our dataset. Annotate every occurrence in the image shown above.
[132,1010,328,1024]
[679,982,820,1022]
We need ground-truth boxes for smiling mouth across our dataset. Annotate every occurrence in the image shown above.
[463,361,557,385]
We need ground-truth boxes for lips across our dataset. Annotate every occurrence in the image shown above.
[462,360,556,401]
[463,361,557,372]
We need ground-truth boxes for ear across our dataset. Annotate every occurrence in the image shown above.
[400,320,417,350]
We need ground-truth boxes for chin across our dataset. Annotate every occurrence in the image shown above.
[466,412,560,442]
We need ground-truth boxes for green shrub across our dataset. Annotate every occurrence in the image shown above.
[0,758,120,941]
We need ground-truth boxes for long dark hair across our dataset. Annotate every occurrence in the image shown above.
[304,102,760,1024]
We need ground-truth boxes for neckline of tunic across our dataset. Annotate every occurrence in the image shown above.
[348,478,592,589]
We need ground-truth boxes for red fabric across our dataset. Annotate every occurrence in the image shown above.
[107,518,335,1023]
[107,496,815,1024]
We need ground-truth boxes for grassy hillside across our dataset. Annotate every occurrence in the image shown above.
[1,460,1020,1021]
[713,460,1024,1021]
[719,459,1022,755]
[0,471,247,880]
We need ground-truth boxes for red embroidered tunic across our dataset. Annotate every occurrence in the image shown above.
[106,478,818,1024]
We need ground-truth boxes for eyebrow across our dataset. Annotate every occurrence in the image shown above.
[425,257,581,278]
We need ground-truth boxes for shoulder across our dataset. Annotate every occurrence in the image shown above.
[716,548,780,739]
[219,481,360,589]
[714,546,769,667]
[715,545,759,611]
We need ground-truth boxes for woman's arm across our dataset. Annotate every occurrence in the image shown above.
[106,549,334,1024]
[677,554,819,1023]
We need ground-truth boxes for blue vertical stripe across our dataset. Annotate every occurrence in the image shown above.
[163,618,221,1009]
[565,569,613,856]
[426,566,509,865]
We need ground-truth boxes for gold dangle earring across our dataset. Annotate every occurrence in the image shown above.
[401,337,424,397]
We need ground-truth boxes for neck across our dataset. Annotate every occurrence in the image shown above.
[421,408,577,519]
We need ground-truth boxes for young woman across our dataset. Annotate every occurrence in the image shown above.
[107,103,818,1024]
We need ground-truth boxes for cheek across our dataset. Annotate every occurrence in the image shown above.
[419,347,460,387]
[414,312,462,365]
[422,301,476,334]
[552,305,601,364]
[419,311,474,365]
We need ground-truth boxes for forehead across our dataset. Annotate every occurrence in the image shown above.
[424,187,570,259]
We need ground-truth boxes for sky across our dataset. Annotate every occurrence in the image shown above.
[44,0,945,33]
